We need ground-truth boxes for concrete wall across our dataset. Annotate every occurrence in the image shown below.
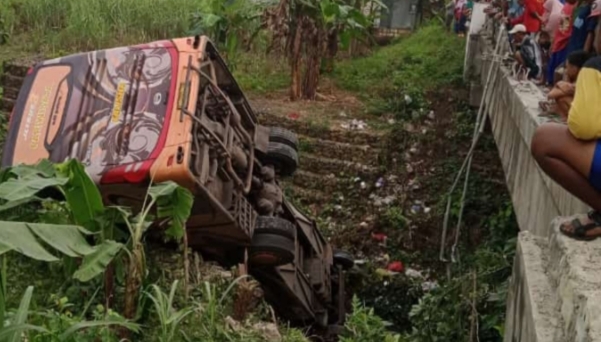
[379,0,419,30]
[467,19,601,342]
[472,22,588,237]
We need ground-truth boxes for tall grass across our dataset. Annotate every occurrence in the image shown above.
[332,23,466,118]
[333,23,466,94]
[2,0,201,51]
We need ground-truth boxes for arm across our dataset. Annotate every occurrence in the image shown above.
[511,13,524,25]
[585,17,599,52]
[595,19,601,53]
[585,31,594,52]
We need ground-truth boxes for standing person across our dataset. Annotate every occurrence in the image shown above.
[589,0,601,50]
[455,0,468,36]
[511,0,546,32]
[543,0,565,37]
[547,0,577,84]
[509,0,526,19]
[565,0,598,55]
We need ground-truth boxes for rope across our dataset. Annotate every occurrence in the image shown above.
[439,25,506,263]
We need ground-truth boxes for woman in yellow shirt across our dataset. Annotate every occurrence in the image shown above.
[531,55,601,239]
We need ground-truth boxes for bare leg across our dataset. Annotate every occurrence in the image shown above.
[531,123,601,236]
[515,51,525,66]
[555,97,571,121]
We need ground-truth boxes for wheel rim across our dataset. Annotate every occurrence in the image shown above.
[251,252,280,265]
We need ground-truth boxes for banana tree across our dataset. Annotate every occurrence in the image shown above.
[0,159,194,323]
[276,0,385,100]
[122,181,193,320]
[189,0,273,64]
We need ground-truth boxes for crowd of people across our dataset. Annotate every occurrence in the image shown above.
[449,0,601,240]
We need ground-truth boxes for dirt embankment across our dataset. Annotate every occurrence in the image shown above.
[0,58,509,334]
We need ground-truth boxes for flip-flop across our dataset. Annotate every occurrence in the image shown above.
[559,210,601,241]
[539,100,552,112]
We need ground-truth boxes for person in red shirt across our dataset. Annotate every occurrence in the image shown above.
[511,0,546,32]
[547,0,577,85]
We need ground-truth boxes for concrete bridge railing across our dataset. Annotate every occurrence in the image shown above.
[466,13,601,342]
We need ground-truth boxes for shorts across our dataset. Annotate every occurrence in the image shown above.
[547,48,568,85]
[454,16,467,34]
[591,140,601,191]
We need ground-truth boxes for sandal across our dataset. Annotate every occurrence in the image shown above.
[559,210,601,241]
[539,100,553,112]
[538,112,564,123]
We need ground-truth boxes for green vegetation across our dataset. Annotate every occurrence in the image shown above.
[333,24,465,118]
[0,0,518,339]
[328,23,516,342]
[405,203,516,341]
[3,0,202,50]
[0,159,315,341]
[233,53,289,94]
[334,25,465,94]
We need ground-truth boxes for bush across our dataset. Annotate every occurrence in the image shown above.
[341,296,403,342]
[333,23,465,119]
[334,23,465,96]
[357,275,423,333]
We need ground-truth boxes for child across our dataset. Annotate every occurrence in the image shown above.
[538,31,553,83]
[540,50,592,120]
[543,0,564,38]
[455,0,468,36]
[565,0,598,55]
[547,0,577,85]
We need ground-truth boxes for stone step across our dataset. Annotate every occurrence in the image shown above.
[2,87,20,103]
[0,98,15,113]
[282,183,329,206]
[291,170,340,194]
[299,153,380,179]
[0,74,26,91]
[260,112,384,147]
[298,135,380,166]
[546,216,601,342]
[2,62,32,78]
[504,231,563,342]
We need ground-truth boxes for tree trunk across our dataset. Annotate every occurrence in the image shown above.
[324,27,339,73]
[104,264,115,309]
[302,22,324,100]
[289,16,303,101]
[124,247,143,320]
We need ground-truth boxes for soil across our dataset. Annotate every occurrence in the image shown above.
[248,78,377,132]
[251,80,507,282]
